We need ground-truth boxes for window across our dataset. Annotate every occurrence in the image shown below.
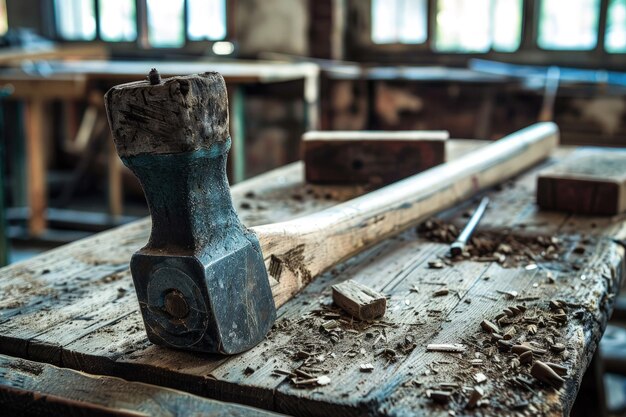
[99,0,137,42]
[492,0,523,51]
[371,0,428,44]
[188,0,227,41]
[54,0,96,40]
[146,0,185,47]
[0,0,7,36]
[606,0,626,52]
[537,0,600,50]
[434,0,522,52]
[54,0,228,47]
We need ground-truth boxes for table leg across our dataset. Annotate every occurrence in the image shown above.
[0,100,8,266]
[303,69,320,131]
[230,85,246,183]
[107,137,123,218]
[25,98,47,236]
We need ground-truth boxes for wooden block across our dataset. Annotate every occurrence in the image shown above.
[331,279,386,320]
[537,148,626,215]
[303,131,448,185]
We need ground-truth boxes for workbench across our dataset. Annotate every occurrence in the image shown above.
[0,59,320,235]
[0,141,624,416]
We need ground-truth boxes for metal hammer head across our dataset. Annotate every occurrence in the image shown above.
[105,71,276,354]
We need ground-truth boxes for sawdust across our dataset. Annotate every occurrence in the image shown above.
[418,219,563,268]
[265,303,417,389]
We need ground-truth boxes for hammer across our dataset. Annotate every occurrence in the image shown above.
[105,71,558,355]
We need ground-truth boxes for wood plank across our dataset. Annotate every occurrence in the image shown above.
[0,142,622,416]
[0,354,283,416]
[303,130,448,186]
[0,44,107,65]
[537,148,626,215]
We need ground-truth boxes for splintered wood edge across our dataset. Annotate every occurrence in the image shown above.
[0,354,280,416]
[302,130,449,142]
[105,71,230,158]
[332,280,387,320]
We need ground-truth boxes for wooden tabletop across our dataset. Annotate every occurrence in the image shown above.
[0,141,624,416]
[0,59,320,95]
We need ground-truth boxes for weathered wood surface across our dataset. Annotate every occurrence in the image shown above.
[537,148,626,215]
[260,123,558,308]
[302,130,448,185]
[0,354,283,417]
[0,142,624,417]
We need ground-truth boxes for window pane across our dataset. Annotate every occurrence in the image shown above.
[492,0,523,51]
[147,0,185,47]
[0,0,7,36]
[55,0,96,40]
[538,0,600,50]
[435,0,491,52]
[99,0,136,41]
[606,0,626,52]
[371,0,427,44]
[188,0,227,41]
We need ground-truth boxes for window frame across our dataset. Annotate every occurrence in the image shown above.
[50,0,235,56]
[347,0,625,69]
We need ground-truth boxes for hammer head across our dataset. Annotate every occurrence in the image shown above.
[105,71,276,354]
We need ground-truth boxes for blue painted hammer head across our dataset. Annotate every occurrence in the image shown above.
[105,71,276,354]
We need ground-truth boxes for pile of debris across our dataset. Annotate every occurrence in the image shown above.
[418,219,563,268]
[417,299,576,413]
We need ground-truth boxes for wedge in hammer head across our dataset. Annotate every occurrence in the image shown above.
[105,71,276,354]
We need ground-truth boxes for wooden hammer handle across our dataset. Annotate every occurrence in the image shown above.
[256,123,559,306]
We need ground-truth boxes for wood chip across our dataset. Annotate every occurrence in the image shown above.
[332,280,386,321]
[503,326,517,340]
[530,360,565,389]
[427,344,466,353]
[316,375,331,386]
[428,260,445,269]
[433,288,450,297]
[466,386,484,409]
[473,372,488,384]
[359,363,374,373]
[544,362,568,376]
[320,320,340,332]
[429,390,452,403]
[497,290,519,299]
[519,351,533,364]
[480,320,499,334]
[550,343,566,353]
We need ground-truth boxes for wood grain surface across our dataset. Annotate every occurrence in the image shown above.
[0,141,623,416]
[0,354,283,416]
[537,148,626,215]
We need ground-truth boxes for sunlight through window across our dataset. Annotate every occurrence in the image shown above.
[434,0,522,52]
[0,0,7,36]
[371,0,428,44]
[188,0,227,41]
[606,0,626,52]
[55,0,96,40]
[99,0,136,42]
[147,0,185,47]
[538,0,600,50]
